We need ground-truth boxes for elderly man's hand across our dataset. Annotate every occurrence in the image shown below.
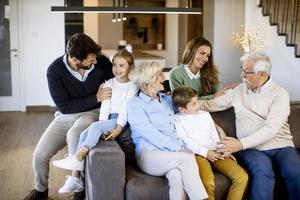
[217,136,243,154]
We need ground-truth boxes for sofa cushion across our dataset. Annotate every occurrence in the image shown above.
[214,172,231,200]
[126,165,169,200]
[289,105,300,150]
[125,164,233,200]
[289,106,300,150]
[116,126,136,164]
[210,107,237,138]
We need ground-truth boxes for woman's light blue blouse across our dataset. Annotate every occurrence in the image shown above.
[127,92,183,156]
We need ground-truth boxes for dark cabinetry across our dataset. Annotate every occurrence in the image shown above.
[64,0,83,46]
[123,0,165,50]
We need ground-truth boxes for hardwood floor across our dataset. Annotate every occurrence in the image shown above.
[0,111,74,200]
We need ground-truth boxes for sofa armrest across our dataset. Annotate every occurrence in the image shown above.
[289,106,300,150]
[85,140,125,200]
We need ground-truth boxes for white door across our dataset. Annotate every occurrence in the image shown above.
[0,0,24,111]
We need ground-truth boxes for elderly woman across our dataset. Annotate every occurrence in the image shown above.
[127,62,208,200]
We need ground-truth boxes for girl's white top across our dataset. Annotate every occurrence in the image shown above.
[99,77,138,127]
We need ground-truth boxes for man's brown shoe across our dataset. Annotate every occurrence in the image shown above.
[24,189,48,200]
[72,190,85,200]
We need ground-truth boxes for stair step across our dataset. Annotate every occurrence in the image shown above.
[260,0,300,58]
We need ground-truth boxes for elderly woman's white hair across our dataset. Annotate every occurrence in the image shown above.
[130,62,163,90]
[240,52,272,75]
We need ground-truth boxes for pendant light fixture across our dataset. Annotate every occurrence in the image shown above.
[112,0,117,22]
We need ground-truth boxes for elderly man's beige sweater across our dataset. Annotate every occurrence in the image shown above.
[199,79,294,150]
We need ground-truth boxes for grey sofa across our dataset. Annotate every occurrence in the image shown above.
[84,105,300,200]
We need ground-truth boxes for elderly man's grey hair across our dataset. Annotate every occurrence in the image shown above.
[240,52,272,75]
[130,62,163,90]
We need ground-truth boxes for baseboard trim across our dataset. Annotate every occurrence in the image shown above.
[26,106,56,113]
[25,102,300,112]
[290,101,300,105]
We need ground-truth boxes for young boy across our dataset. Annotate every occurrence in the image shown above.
[172,86,248,200]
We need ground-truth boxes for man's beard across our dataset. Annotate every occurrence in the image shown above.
[76,63,92,70]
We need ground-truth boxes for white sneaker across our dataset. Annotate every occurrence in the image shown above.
[52,155,84,171]
[59,175,84,193]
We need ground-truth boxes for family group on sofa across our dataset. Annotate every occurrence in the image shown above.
[24,33,300,200]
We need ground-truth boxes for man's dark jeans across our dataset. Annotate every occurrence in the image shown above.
[238,147,300,200]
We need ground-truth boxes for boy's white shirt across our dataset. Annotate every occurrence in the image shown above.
[99,77,138,127]
[174,110,220,158]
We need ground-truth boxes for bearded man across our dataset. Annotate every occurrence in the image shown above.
[25,33,113,200]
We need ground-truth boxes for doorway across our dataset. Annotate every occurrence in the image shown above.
[0,0,24,111]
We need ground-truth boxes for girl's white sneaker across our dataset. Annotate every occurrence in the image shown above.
[52,155,84,171]
[59,175,84,193]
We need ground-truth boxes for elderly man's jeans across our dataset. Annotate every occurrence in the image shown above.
[238,147,300,200]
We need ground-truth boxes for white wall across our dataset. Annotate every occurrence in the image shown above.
[203,0,214,46]
[212,0,245,85]
[178,15,188,64]
[245,0,300,101]
[165,0,179,68]
[84,0,100,44]
[20,0,65,106]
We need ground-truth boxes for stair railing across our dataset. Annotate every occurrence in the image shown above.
[259,0,300,57]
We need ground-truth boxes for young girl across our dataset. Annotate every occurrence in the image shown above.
[52,49,138,193]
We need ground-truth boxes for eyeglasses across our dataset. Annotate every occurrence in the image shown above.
[240,67,256,76]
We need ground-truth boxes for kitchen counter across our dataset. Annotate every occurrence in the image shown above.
[132,51,164,59]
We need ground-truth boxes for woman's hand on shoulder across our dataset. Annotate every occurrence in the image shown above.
[213,89,226,99]
[213,83,238,99]
[223,83,239,90]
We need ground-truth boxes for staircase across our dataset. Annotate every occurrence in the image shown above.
[259,0,300,58]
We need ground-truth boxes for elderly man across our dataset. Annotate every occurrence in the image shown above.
[199,52,300,200]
